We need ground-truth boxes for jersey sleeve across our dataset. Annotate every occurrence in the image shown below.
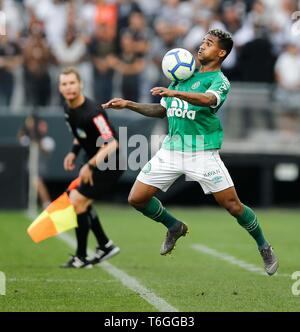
[160,97,167,109]
[92,111,115,141]
[206,74,231,110]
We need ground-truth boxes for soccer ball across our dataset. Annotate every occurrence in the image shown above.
[162,48,196,82]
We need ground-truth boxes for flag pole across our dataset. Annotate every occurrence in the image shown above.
[27,140,39,219]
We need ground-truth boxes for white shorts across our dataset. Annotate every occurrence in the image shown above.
[137,148,234,194]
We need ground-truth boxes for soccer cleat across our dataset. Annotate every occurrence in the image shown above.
[89,240,120,265]
[160,222,188,256]
[259,245,278,276]
[60,255,93,269]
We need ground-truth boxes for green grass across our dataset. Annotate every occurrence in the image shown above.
[0,205,300,312]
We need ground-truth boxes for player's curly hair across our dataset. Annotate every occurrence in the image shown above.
[207,29,233,61]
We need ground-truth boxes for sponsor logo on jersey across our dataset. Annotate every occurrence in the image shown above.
[167,98,196,120]
[76,128,87,139]
[191,81,200,90]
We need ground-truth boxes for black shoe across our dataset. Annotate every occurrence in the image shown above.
[90,240,120,264]
[90,240,120,265]
[160,222,188,255]
[60,255,93,269]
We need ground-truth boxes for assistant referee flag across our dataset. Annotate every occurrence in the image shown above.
[27,192,77,243]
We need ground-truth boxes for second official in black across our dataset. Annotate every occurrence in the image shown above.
[59,67,123,268]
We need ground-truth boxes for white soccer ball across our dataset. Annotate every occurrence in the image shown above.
[162,48,196,82]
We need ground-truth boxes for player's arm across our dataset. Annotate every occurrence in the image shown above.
[79,112,119,186]
[102,98,166,118]
[87,138,118,168]
[79,138,118,186]
[64,138,81,171]
[151,87,217,107]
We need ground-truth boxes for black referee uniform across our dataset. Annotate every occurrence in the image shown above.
[64,97,123,199]
[62,97,123,267]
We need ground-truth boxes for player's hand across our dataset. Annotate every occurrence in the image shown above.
[79,164,94,186]
[150,87,175,97]
[64,152,76,171]
[102,98,128,110]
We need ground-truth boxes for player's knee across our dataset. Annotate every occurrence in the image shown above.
[127,194,138,208]
[128,193,146,209]
[225,199,243,216]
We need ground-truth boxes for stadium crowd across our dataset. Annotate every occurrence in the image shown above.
[0,0,300,108]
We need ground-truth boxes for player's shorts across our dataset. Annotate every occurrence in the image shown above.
[76,168,123,200]
[137,148,234,195]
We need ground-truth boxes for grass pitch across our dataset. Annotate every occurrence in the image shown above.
[0,205,299,312]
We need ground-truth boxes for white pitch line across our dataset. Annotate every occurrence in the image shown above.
[7,278,114,284]
[59,233,178,312]
[192,244,290,277]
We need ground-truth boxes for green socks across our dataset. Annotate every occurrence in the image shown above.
[137,199,268,248]
[236,205,268,248]
[137,197,180,229]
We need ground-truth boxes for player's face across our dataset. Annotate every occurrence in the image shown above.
[59,73,82,101]
[198,35,225,64]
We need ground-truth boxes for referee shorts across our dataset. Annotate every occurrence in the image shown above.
[76,168,123,200]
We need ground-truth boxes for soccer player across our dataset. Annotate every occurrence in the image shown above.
[59,67,123,268]
[102,29,279,276]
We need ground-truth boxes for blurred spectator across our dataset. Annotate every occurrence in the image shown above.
[116,0,141,32]
[0,0,298,113]
[94,0,118,41]
[267,0,299,53]
[122,10,152,101]
[275,41,300,108]
[26,0,69,48]
[123,11,151,56]
[221,0,254,48]
[78,0,97,38]
[218,1,251,79]
[154,0,193,40]
[237,25,276,83]
[137,0,160,22]
[198,0,221,12]
[88,23,117,104]
[246,0,270,28]
[183,7,224,52]
[0,35,22,106]
[18,113,55,208]
[22,23,52,106]
[52,26,87,68]
[150,24,179,102]
[0,0,24,41]
[108,31,145,101]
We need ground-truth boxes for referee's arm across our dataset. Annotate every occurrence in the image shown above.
[87,138,118,169]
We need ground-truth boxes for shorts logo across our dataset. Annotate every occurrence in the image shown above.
[204,169,221,177]
[142,162,151,174]
[191,81,200,90]
[76,128,87,139]
[212,175,223,184]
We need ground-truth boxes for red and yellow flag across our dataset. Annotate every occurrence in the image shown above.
[27,192,77,243]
